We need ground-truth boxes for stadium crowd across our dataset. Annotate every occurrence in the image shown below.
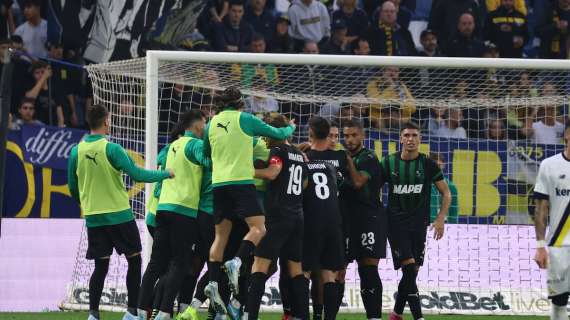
[3,0,570,144]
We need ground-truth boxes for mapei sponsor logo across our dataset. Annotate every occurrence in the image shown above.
[393,184,423,194]
[555,188,570,196]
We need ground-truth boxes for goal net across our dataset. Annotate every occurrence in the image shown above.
[61,52,570,315]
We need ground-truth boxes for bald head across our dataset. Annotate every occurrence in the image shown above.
[380,1,397,26]
[458,12,475,37]
[303,41,319,54]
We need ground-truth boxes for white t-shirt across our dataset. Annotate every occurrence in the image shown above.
[534,153,570,247]
[14,19,47,58]
[532,120,564,145]
[245,96,279,114]
[432,124,467,139]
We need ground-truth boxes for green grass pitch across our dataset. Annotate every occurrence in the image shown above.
[0,313,549,320]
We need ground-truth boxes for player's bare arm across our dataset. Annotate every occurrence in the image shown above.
[254,162,282,181]
[432,179,451,240]
[533,198,549,269]
[345,153,369,189]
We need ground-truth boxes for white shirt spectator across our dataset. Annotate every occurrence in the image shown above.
[532,120,564,145]
[14,19,47,58]
[288,0,331,42]
[245,96,279,114]
[432,123,467,139]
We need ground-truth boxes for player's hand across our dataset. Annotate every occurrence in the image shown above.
[534,247,548,269]
[168,169,175,178]
[430,217,445,240]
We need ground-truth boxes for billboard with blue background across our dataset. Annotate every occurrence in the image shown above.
[4,125,564,223]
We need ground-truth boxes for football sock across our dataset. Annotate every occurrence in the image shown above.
[89,258,109,313]
[236,240,255,263]
[400,264,422,320]
[178,274,199,305]
[393,291,406,315]
[126,255,142,310]
[245,272,266,320]
[358,265,382,319]
[323,282,339,320]
[194,271,209,303]
[290,275,310,320]
[279,270,292,315]
[311,277,323,320]
[208,261,222,283]
[337,282,345,309]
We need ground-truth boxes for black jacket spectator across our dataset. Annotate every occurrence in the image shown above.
[213,3,254,52]
[332,0,369,41]
[244,0,276,43]
[536,0,570,59]
[268,13,294,53]
[320,19,349,54]
[369,1,416,56]
[484,4,528,58]
[446,34,485,57]
[428,0,483,53]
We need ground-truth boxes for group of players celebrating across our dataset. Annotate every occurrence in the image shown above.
[69,86,453,320]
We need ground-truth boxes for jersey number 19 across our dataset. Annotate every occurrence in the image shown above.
[287,164,303,195]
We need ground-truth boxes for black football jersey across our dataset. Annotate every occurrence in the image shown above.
[264,143,308,218]
[303,161,341,223]
[306,149,350,189]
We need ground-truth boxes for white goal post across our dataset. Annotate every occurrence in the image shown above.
[60,52,570,315]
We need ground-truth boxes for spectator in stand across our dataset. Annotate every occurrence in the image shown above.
[486,0,527,16]
[385,0,412,29]
[332,0,369,44]
[433,108,467,138]
[320,18,349,54]
[269,12,294,53]
[347,38,376,94]
[536,0,570,59]
[25,61,64,127]
[0,0,15,40]
[288,0,331,52]
[369,1,416,56]
[244,0,276,43]
[232,34,279,87]
[47,41,78,127]
[418,29,442,56]
[426,106,446,134]
[197,0,229,39]
[428,0,483,54]
[213,1,254,52]
[484,0,528,58]
[352,37,371,55]
[486,118,507,140]
[245,76,280,114]
[10,97,44,130]
[367,66,416,127]
[530,82,563,144]
[446,12,485,57]
[14,0,47,58]
[303,40,320,54]
[407,0,433,49]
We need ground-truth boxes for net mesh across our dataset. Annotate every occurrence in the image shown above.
[61,54,569,314]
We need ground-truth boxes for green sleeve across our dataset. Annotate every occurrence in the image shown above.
[153,144,170,198]
[106,143,171,182]
[157,144,170,167]
[203,122,211,158]
[240,112,295,139]
[448,180,459,223]
[67,146,80,202]
[185,139,211,167]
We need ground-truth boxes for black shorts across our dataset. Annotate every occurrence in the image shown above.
[303,219,344,271]
[255,216,303,262]
[388,224,427,270]
[346,208,387,261]
[213,184,263,224]
[86,220,142,260]
[196,211,215,261]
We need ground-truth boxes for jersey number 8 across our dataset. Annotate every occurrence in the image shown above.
[313,172,330,200]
